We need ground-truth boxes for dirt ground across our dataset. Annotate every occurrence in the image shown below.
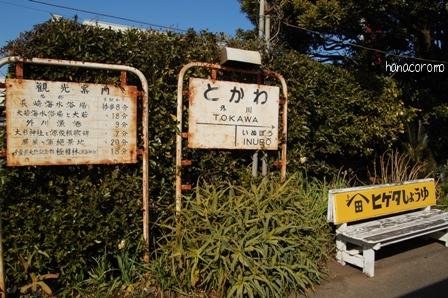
[300,238,448,298]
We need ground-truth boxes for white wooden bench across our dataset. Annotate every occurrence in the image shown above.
[327,178,448,277]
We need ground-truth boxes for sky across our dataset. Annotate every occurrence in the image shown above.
[0,0,254,78]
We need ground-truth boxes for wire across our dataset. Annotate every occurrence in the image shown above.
[0,0,52,14]
[28,0,187,32]
[283,22,448,65]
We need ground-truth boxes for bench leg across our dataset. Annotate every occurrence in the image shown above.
[430,229,448,247]
[439,230,448,247]
[363,248,375,277]
[336,236,346,266]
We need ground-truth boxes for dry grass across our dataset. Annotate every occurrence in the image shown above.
[369,149,431,184]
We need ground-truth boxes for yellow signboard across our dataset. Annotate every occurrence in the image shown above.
[328,179,436,224]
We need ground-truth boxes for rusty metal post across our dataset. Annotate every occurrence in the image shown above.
[0,56,150,262]
[0,217,5,298]
[277,74,288,183]
[0,75,4,297]
[176,67,185,214]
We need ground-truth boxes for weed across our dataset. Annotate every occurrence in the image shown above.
[152,173,335,297]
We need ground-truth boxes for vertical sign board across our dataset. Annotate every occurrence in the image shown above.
[188,78,279,150]
[328,179,436,225]
[6,79,137,166]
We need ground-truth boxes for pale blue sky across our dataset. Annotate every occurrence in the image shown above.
[0,0,254,77]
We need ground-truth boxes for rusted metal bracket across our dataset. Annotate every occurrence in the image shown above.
[120,71,127,87]
[16,62,23,79]
[211,69,218,81]
[257,72,262,85]
[273,160,284,167]
[181,160,192,166]
[181,184,192,191]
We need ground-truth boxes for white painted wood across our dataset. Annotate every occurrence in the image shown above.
[377,226,448,247]
[333,208,448,277]
[437,230,448,247]
[341,251,364,268]
[363,248,375,277]
[336,236,346,266]
[336,223,347,233]
[341,209,448,244]
[327,191,335,223]
[346,248,362,255]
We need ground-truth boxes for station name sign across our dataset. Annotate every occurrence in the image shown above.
[188,78,279,150]
[6,79,137,166]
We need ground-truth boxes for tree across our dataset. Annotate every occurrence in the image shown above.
[240,0,448,167]
[240,1,448,64]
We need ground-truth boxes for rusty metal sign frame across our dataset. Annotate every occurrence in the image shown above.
[176,62,288,213]
[0,56,150,296]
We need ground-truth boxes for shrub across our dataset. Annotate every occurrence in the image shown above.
[0,165,143,293]
[269,50,408,177]
[0,19,223,293]
[0,17,407,294]
[153,173,334,297]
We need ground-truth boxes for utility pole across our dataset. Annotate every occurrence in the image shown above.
[253,0,265,177]
[265,2,271,50]
[256,0,271,177]
[259,0,271,49]
[259,0,265,39]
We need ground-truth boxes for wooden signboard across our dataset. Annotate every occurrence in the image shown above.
[6,79,137,166]
[188,78,279,150]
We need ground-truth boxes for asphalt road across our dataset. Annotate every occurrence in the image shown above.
[301,238,448,298]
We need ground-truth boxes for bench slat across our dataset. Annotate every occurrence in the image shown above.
[340,209,448,245]
[342,209,444,236]
[364,219,448,243]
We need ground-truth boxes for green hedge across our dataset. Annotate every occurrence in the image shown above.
[270,50,407,176]
[0,18,407,293]
[0,19,226,292]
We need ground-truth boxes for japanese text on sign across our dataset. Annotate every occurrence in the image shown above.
[328,179,436,224]
[188,78,279,150]
[6,79,137,166]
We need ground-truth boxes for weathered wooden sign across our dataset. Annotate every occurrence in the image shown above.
[6,79,137,166]
[328,179,436,224]
[188,78,279,150]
